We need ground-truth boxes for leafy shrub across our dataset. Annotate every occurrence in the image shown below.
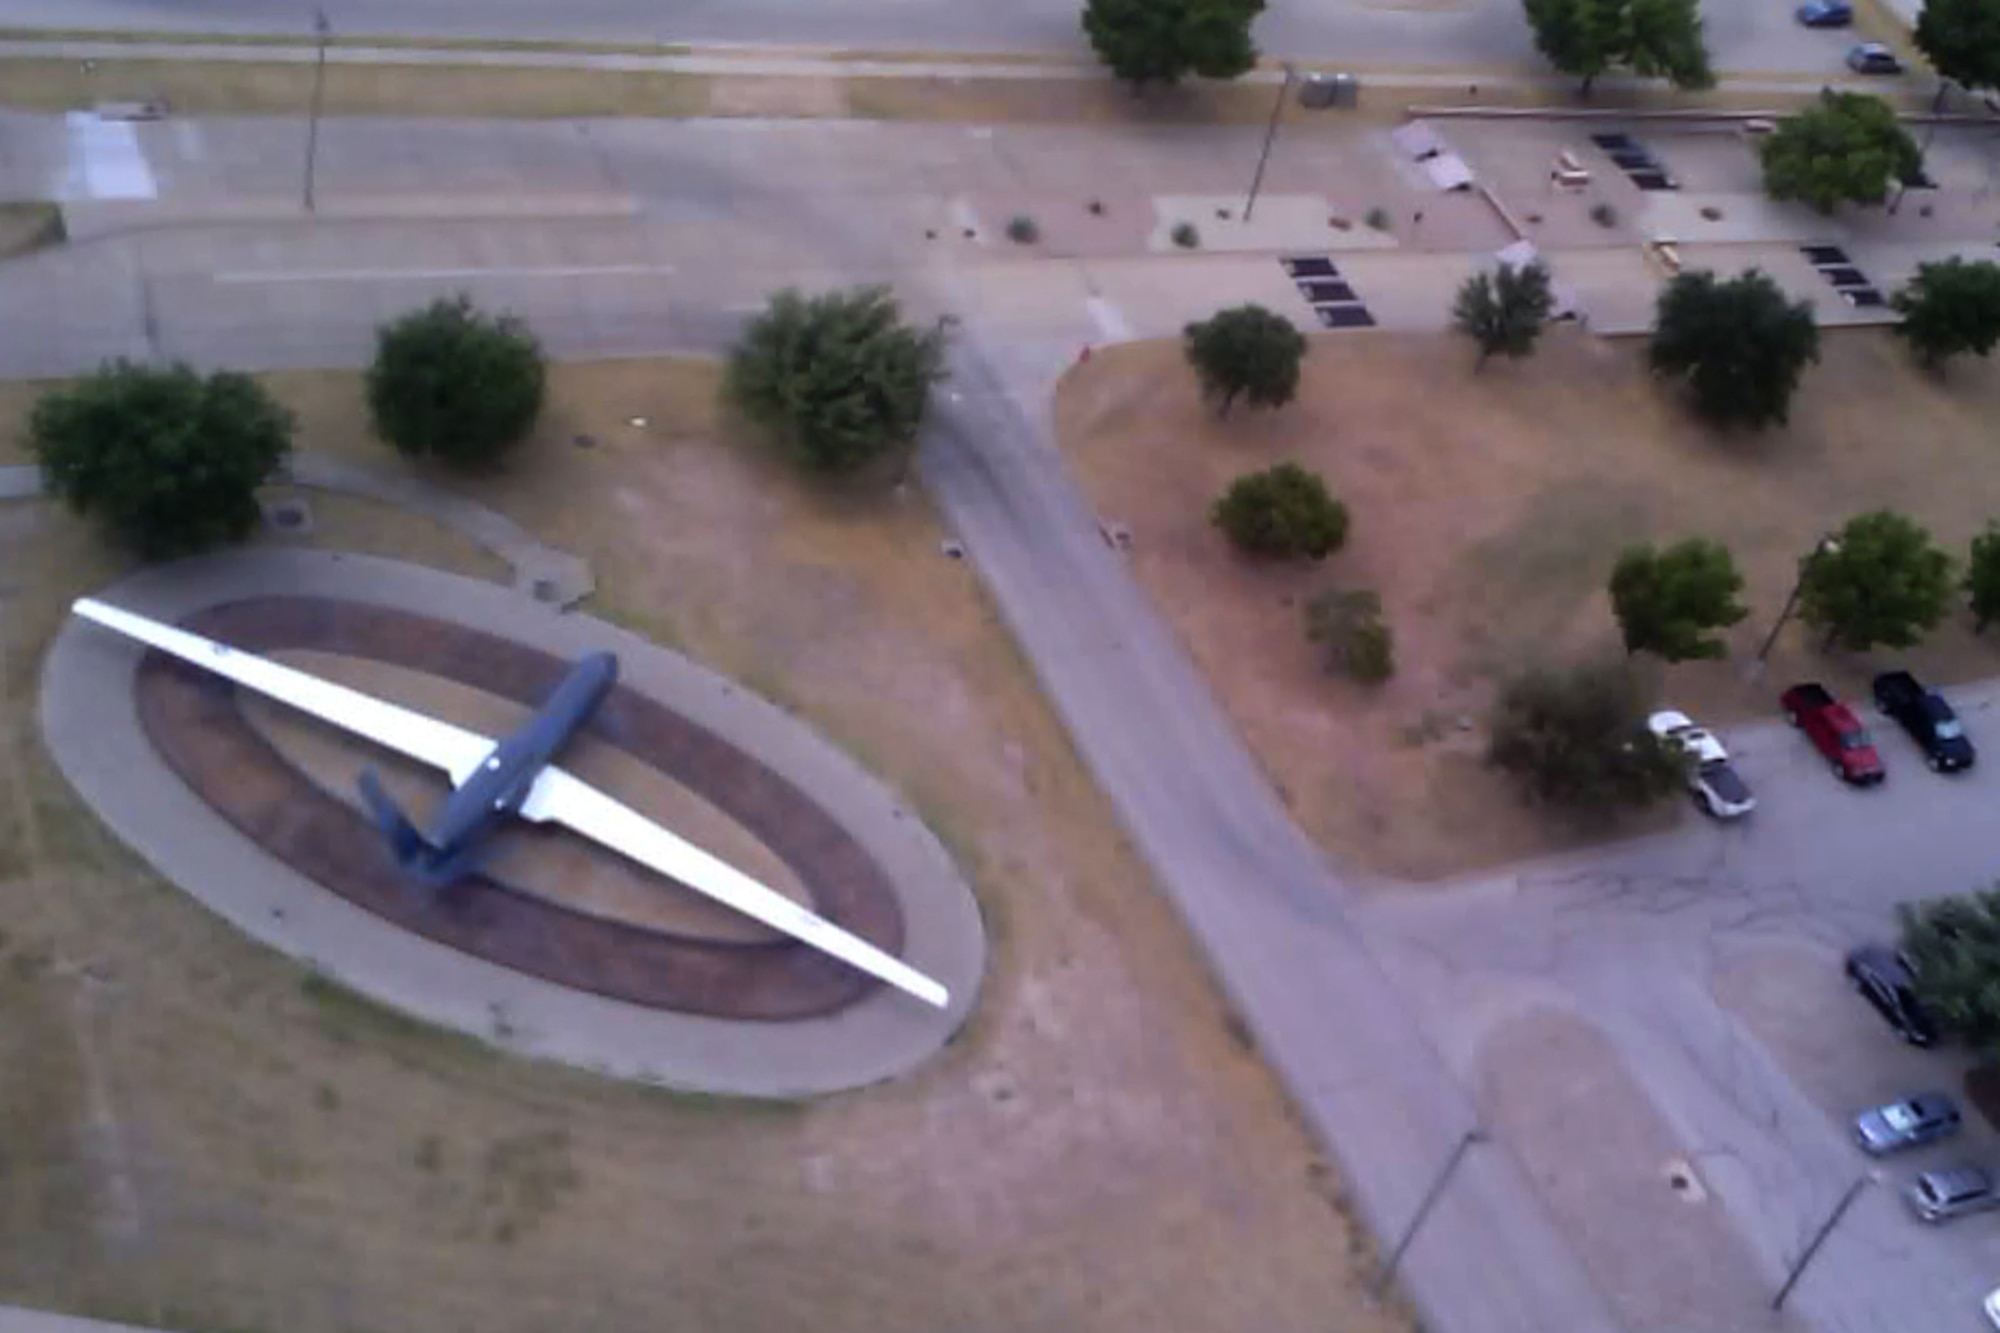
[1304,588,1395,682]
[1211,462,1349,560]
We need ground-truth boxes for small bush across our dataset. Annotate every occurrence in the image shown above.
[1087,199,1106,215]
[1171,220,1201,249]
[1304,589,1396,682]
[1212,462,1349,561]
[1364,206,1392,232]
[1006,215,1040,244]
[1589,201,1619,227]
[1487,660,1683,811]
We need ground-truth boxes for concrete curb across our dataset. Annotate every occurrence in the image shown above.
[40,548,988,1098]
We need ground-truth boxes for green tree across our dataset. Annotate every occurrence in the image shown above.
[1211,462,1348,560]
[1916,0,2000,96]
[1798,510,1954,652]
[1758,91,1921,214]
[1081,0,1265,87]
[1183,304,1307,416]
[367,295,546,470]
[1304,588,1395,682]
[1521,0,1714,94]
[31,360,294,559]
[1899,886,2000,1052]
[1893,257,2000,370]
[1964,522,2000,632]
[726,285,947,479]
[1487,660,1683,811]
[1452,260,1556,369]
[1608,538,1748,660]
[1649,268,1820,429]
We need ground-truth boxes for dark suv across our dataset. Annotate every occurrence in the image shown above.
[1846,945,1939,1046]
[1873,671,1975,773]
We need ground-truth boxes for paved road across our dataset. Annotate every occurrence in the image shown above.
[0,113,1630,1333]
[918,296,1624,1333]
[0,0,1887,76]
[9,109,2000,1333]
[1361,681,2000,1333]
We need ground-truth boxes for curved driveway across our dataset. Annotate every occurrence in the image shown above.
[40,548,987,1098]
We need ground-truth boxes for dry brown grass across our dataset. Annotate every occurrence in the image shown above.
[0,56,709,119]
[0,361,1407,1333]
[1055,327,2000,881]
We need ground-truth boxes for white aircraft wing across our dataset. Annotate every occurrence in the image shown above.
[519,765,949,1009]
[72,598,498,786]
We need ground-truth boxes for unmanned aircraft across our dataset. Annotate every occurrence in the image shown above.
[71,597,948,1008]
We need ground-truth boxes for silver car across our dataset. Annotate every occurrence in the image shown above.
[1854,1092,1961,1154]
[1906,1166,2000,1223]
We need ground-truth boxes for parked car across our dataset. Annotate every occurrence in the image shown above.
[1906,1166,2000,1223]
[1782,682,1885,784]
[1847,42,1903,74]
[1846,945,1939,1046]
[1796,0,1853,25]
[1854,1092,1962,1154]
[1647,710,1756,818]
[1873,670,1975,773]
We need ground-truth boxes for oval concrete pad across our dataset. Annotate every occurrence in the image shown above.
[41,549,987,1097]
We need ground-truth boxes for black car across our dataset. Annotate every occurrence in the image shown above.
[1873,670,1975,772]
[1846,945,1939,1046]
[1796,0,1853,25]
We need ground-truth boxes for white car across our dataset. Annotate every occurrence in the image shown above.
[1648,710,1757,819]
[1984,1284,2000,1329]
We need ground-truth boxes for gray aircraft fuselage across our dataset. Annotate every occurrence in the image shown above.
[362,651,618,884]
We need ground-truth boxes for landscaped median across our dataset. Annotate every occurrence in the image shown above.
[1054,325,2000,880]
[0,353,1412,1333]
[0,30,1912,126]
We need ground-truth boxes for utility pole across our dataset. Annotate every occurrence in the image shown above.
[1371,1128,1486,1298]
[1242,64,1296,223]
[1753,532,1841,670]
[1773,1176,1869,1312]
[303,8,332,213]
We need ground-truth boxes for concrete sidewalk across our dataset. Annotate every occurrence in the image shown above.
[0,34,1929,101]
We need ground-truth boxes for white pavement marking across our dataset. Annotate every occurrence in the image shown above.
[61,112,156,201]
[212,263,678,284]
[1084,295,1131,343]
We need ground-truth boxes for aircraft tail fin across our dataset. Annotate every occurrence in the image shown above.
[357,770,482,889]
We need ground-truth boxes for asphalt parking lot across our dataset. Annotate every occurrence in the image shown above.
[1361,676,2000,1333]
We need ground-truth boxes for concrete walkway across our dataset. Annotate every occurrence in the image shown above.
[39,547,988,1098]
[2,453,593,606]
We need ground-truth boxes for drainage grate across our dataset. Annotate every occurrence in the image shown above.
[1315,305,1377,329]
[1297,279,1358,303]
[1801,244,1884,306]
[1591,132,1677,191]
[1280,254,1376,330]
[1282,256,1339,279]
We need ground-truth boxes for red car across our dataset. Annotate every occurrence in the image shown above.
[1782,682,1884,784]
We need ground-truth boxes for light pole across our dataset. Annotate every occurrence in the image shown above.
[1242,63,1297,224]
[1773,1175,1869,1312]
[1890,78,1950,217]
[303,8,332,213]
[1755,532,1842,668]
[1371,1128,1486,1298]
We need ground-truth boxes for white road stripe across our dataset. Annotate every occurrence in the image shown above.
[212,264,677,284]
